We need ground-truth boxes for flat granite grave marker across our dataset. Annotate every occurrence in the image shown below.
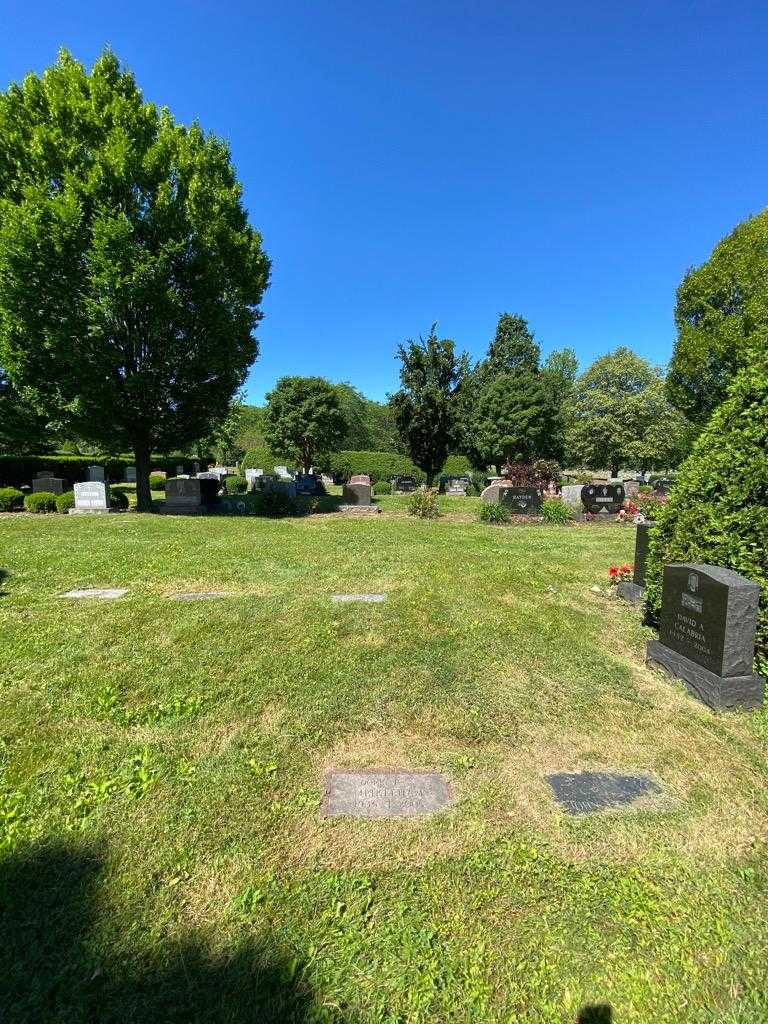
[62,588,128,600]
[647,563,764,710]
[170,591,227,601]
[617,522,653,604]
[331,593,386,603]
[322,770,452,818]
[546,771,660,814]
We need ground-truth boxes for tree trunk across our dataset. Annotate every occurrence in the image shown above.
[135,445,153,513]
[610,461,620,479]
[426,471,434,487]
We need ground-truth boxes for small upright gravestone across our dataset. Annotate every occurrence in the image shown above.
[393,475,416,493]
[87,465,105,482]
[647,563,764,710]
[654,478,674,496]
[480,483,542,513]
[69,481,115,514]
[342,474,372,506]
[617,522,653,604]
[581,482,625,514]
[32,475,64,495]
[124,465,137,483]
[244,468,263,489]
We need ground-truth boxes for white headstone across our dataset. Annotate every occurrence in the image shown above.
[71,481,112,513]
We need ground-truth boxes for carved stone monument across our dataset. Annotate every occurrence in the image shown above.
[581,482,626,514]
[647,563,764,710]
[342,474,372,506]
[164,477,204,513]
[32,475,64,495]
[87,465,105,482]
[69,481,116,514]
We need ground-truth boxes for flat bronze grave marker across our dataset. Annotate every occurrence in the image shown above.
[322,770,452,818]
[546,771,660,814]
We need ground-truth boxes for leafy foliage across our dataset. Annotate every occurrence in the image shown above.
[541,498,573,525]
[0,486,23,512]
[148,474,166,492]
[264,377,346,472]
[334,383,401,452]
[478,502,511,524]
[645,344,768,674]
[0,49,270,510]
[55,491,76,513]
[407,488,441,519]
[568,348,694,476]
[392,326,464,485]
[372,480,392,496]
[0,369,53,454]
[668,209,768,423]
[24,492,56,513]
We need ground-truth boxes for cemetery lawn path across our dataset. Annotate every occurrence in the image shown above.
[0,506,767,1023]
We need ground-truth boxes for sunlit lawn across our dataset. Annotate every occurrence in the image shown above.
[1,500,766,1022]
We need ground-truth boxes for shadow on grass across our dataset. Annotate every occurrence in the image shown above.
[577,1005,613,1022]
[0,842,348,1024]
[0,567,7,597]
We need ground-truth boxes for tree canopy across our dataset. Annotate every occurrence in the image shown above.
[568,348,694,476]
[0,49,269,508]
[668,208,768,424]
[391,326,463,485]
[0,368,53,454]
[264,376,346,472]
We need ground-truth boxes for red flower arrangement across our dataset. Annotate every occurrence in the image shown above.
[608,564,633,585]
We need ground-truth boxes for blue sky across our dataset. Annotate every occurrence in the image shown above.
[2,1,766,403]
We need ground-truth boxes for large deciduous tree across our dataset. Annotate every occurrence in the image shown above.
[391,325,463,485]
[264,376,346,472]
[668,208,768,424]
[0,49,270,510]
[0,368,53,454]
[567,348,694,477]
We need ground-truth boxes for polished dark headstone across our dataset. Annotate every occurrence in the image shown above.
[581,482,625,514]
[618,522,653,604]
[322,770,452,818]
[647,563,764,710]
[500,486,542,514]
[546,771,660,814]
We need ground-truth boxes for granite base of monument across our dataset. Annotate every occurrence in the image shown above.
[617,580,644,605]
[646,639,764,711]
[68,507,119,515]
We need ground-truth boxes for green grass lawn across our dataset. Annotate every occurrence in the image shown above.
[1,500,767,1023]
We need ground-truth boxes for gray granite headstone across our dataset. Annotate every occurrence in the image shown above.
[32,476,64,495]
[124,465,137,483]
[501,486,542,513]
[331,593,386,603]
[322,770,452,818]
[546,771,660,814]
[647,563,764,710]
[87,465,105,482]
[393,475,416,493]
[70,481,113,514]
[342,475,372,506]
[165,477,203,512]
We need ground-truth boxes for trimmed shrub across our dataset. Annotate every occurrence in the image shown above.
[149,474,166,492]
[645,347,768,675]
[373,480,392,496]
[479,502,511,524]
[633,493,667,521]
[0,487,24,512]
[408,488,440,519]
[225,475,248,495]
[110,488,130,510]
[441,454,472,477]
[541,498,573,525]
[24,491,56,513]
[55,491,76,513]
[241,445,277,474]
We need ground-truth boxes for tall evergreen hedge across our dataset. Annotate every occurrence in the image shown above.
[240,447,471,484]
[0,454,200,488]
[644,346,768,675]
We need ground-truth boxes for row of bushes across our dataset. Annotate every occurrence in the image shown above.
[0,454,202,489]
[0,486,129,513]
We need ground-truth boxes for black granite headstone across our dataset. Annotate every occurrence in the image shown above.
[500,486,542,514]
[546,772,660,814]
[617,522,653,604]
[647,563,764,710]
[581,482,625,514]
